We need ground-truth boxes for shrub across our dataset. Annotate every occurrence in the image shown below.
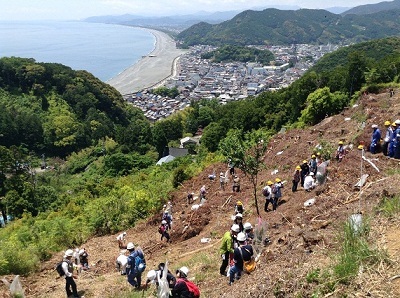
[172,166,189,188]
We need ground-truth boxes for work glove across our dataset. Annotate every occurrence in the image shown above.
[221,254,225,261]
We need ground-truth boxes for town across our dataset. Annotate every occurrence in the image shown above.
[124,43,340,122]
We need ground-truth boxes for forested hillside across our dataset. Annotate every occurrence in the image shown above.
[1,37,400,296]
[342,0,400,15]
[177,8,400,46]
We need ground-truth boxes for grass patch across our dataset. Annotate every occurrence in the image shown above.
[377,196,400,218]
[304,217,389,296]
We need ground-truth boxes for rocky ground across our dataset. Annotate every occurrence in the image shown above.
[2,89,400,298]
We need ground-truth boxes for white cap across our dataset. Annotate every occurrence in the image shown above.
[395,119,400,125]
[161,220,167,224]
[371,124,378,128]
[147,270,157,282]
[127,242,135,250]
[235,213,243,218]
[237,232,246,242]
[220,172,224,176]
[309,172,314,176]
[123,231,127,236]
[231,224,240,233]
[243,222,253,230]
[179,266,189,277]
[64,249,74,257]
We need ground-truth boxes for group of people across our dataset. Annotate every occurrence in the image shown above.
[159,204,173,243]
[262,178,284,212]
[114,243,200,296]
[376,120,400,158]
[145,264,200,297]
[219,201,255,286]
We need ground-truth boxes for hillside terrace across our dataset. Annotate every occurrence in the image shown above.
[123,43,341,121]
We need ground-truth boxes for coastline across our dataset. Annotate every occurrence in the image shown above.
[107,28,187,95]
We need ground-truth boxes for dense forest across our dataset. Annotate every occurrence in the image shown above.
[0,37,400,275]
[177,8,400,47]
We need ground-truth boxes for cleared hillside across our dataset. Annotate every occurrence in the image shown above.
[2,88,400,297]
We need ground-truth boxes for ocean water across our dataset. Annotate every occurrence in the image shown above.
[0,21,155,82]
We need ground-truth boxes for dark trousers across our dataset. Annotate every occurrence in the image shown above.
[272,197,278,210]
[292,180,299,192]
[66,276,79,297]
[383,142,389,156]
[161,231,170,242]
[220,252,230,275]
[300,174,306,187]
[264,198,273,212]
[128,272,142,288]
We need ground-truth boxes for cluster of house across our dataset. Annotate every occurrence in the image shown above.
[123,43,339,122]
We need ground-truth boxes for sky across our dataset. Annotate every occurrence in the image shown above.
[0,0,385,21]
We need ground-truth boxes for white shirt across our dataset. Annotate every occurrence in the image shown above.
[304,175,316,191]
[116,233,125,241]
[62,260,73,278]
[263,185,272,199]
[116,255,128,270]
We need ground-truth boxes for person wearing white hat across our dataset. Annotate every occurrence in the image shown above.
[229,232,254,286]
[304,172,316,192]
[172,266,200,297]
[219,224,240,276]
[233,213,244,232]
[116,231,127,249]
[243,222,254,244]
[370,124,381,154]
[219,172,226,191]
[158,220,170,242]
[62,249,80,298]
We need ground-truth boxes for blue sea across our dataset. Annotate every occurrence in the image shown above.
[0,21,155,82]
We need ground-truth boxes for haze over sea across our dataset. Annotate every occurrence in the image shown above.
[0,21,155,82]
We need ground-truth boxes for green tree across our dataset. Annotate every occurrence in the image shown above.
[299,87,348,125]
[201,122,226,152]
[219,129,269,216]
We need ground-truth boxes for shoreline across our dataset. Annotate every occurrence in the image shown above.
[107,28,187,95]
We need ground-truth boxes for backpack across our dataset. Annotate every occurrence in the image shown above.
[262,187,270,197]
[55,261,65,277]
[271,185,278,194]
[177,278,200,298]
[134,252,146,273]
[158,225,165,234]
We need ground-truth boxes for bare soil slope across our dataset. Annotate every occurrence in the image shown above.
[2,90,400,298]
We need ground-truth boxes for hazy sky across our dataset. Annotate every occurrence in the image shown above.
[0,0,385,21]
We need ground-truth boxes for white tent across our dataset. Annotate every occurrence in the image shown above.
[156,155,175,165]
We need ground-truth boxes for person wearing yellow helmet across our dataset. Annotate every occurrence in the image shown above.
[235,201,244,214]
[389,122,398,157]
[292,165,301,192]
[383,120,393,156]
[336,141,345,162]
[394,120,400,159]
[270,178,283,211]
[300,160,310,188]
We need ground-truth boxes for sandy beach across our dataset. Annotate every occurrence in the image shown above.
[107,29,187,95]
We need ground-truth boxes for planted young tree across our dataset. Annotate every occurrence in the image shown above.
[219,129,269,216]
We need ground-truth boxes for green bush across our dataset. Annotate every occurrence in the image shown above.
[172,166,189,188]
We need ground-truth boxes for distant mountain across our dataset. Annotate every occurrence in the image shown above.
[341,0,400,15]
[177,8,400,46]
[325,6,351,14]
[84,11,242,29]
